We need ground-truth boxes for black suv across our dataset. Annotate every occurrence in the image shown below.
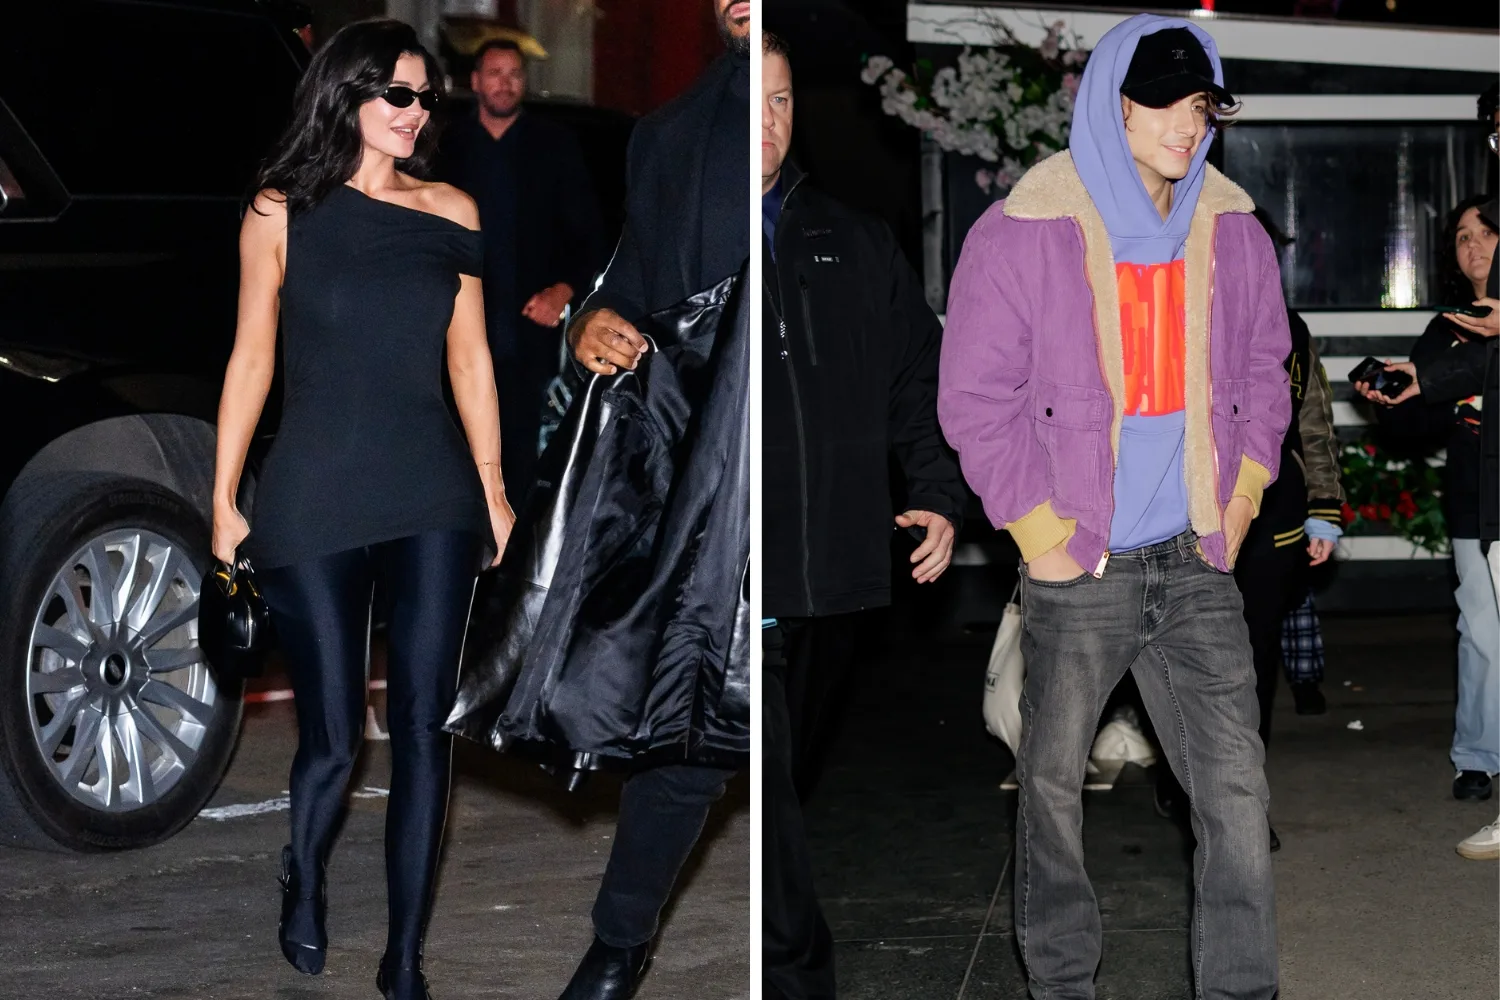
[0,0,632,852]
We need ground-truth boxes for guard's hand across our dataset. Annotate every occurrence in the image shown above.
[522,283,574,328]
[897,510,955,584]
[212,506,250,565]
[1224,495,1255,565]
[1444,298,1500,339]
[570,308,648,375]
[1025,542,1086,583]
[1307,537,1336,566]
[1354,361,1421,406]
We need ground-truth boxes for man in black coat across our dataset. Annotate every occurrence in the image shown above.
[759,32,968,1000]
[438,39,606,505]
[558,2,750,997]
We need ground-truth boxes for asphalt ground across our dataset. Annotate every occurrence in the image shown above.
[805,609,1500,1000]
[0,651,749,1000]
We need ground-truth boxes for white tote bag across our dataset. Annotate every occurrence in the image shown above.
[982,584,1024,755]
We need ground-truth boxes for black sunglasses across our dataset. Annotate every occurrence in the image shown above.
[381,86,440,111]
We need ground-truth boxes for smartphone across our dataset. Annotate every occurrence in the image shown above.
[1437,304,1494,318]
[1348,356,1414,397]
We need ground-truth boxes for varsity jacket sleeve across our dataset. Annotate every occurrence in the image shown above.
[1299,336,1345,524]
[1233,229,1295,516]
[937,218,1073,562]
[881,221,968,531]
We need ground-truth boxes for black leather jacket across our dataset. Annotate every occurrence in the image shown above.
[445,269,750,772]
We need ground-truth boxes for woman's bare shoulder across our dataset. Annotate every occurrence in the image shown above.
[413,180,479,231]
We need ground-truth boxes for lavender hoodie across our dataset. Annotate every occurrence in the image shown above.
[937,129,1291,574]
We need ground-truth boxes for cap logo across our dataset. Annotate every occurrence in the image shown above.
[1173,49,1187,61]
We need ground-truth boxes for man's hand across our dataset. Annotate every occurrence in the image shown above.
[1025,541,1086,583]
[1444,298,1500,339]
[896,510,955,583]
[522,282,575,328]
[1354,361,1421,406]
[1307,537,1336,566]
[1224,495,1255,565]
[569,308,648,375]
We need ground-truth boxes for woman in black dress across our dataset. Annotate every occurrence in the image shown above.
[210,21,513,1000]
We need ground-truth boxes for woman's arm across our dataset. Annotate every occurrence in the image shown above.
[437,187,514,565]
[211,192,286,563]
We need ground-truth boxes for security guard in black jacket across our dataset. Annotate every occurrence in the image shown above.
[760,32,968,1000]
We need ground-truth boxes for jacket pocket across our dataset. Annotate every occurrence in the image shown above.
[1211,378,1253,502]
[1033,380,1107,511]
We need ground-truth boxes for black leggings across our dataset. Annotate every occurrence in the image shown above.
[259,530,481,966]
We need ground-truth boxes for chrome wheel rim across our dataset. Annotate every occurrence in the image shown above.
[24,529,214,812]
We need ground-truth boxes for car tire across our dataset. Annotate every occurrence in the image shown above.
[0,472,244,851]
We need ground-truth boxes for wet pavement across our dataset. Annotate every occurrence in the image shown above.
[0,665,749,1000]
[806,602,1499,1000]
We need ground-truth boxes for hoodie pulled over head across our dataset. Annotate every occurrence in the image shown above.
[1068,14,1228,554]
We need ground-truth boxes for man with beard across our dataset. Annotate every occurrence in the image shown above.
[558,2,749,997]
[759,29,966,1000]
[439,39,605,505]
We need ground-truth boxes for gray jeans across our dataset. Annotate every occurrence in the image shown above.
[1015,532,1277,1000]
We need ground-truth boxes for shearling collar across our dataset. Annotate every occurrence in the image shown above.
[1003,150,1253,221]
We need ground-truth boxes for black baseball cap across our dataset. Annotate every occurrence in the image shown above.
[1120,27,1235,110]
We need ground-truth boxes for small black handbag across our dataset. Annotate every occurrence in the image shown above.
[199,556,272,682]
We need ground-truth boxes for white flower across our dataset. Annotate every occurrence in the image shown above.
[861,55,894,85]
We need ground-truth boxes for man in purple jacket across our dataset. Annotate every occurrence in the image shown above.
[938,15,1290,1000]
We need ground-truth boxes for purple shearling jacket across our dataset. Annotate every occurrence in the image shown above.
[937,152,1292,575]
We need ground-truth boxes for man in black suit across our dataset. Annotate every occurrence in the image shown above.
[439,39,606,504]
[560,5,750,997]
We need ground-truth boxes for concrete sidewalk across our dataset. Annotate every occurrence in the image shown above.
[0,699,749,1000]
[805,609,1499,1000]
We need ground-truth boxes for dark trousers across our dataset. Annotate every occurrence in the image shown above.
[1234,536,1308,749]
[494,344,555,507]
[763,617,844,1000]
[592,762,735,948]
[1018,533,1275,1000]
[259,530,482,965]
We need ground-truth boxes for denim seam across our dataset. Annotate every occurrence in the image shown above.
[1151,643,1206,1000]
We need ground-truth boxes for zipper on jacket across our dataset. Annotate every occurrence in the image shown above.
[797,274,819,366]
[1074,218,1112,579]
[768,193,816,615]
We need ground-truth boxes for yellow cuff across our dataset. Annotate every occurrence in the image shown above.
[1232,457,1273,518]
[1006,501,1078,563]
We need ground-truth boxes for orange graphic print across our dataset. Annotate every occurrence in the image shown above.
[1118,261,1187,417]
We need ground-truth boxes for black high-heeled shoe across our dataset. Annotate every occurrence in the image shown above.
[377,961,433,1000]
[278,845,327,975]
[557,936,652,1000]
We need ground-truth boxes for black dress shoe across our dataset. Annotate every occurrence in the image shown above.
[557,936,652,1000]
[377,962,432,1000]
[1454,770,1493,801]
[278,845,327,975]
[1290,682,1326,716]
[1269,824,1281,853]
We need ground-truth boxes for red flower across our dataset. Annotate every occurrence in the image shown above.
[1377,503,1392,520]
[1364,443,1378,456]
[1341,503,1356,525]
[1397,496,1418,518]
[1359,503,1379,521]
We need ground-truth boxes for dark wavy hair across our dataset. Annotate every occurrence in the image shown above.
[1437,193,1497,305]
[251,19,445,217]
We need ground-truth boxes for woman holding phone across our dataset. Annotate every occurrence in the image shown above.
[1357,194,1498,806]
[211,20,513,999]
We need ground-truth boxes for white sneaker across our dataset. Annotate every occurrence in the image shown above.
[1456,815,1500,861]
[1090,706,1157,766]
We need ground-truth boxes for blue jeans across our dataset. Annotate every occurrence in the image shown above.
[1452,538,1500,775]
[1015,532,1277,1000]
